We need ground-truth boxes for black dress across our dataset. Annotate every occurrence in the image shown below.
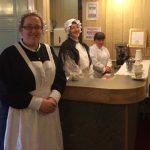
[0,41,66,150]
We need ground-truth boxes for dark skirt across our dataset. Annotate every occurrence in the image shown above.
[0,101,8,150]
[0,80,9,150]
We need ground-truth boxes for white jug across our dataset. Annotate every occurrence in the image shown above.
[133,61,143,78]
[135,49,142,62]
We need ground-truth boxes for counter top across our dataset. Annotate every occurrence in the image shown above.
[62,75,147,104]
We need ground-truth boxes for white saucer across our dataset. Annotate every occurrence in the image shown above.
[130,73,146,80]
[104,73,112,77]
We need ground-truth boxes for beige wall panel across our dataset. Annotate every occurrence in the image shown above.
[104,0,150,59]
[100,0,106,32]
[63,0,78,21]
[105,0,114,59]
[112,3,124,59]
[82,0,105,46]
[146,47,150,59]
[142,0,150,47]
[51,0,64,28]
[50,0,78,28]
[133,0,144,28]
[122,0,134,43]
[130,0,150,58]
[49,0,150,58]
[35,0,50,44]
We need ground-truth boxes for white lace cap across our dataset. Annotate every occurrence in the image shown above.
[64,18,82,34]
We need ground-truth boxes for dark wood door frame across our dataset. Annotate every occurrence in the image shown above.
[78,0,82,42]
[78,0,82,22]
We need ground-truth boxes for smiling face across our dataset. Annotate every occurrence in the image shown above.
[19,15,43,50]
[95,39,105,48]
[69,23,81,40]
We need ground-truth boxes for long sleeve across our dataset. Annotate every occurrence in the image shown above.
[50,47,66,102]
[0,57,9,106]
[0,46,35,109]
[58,41,83,79]
[0,44,66,110]
[105,49,112,68]
[90,47,105,72]
[62,55,82,76]
[90,45,112,73]
[59,38,93,79]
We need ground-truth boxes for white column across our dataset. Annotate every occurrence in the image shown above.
[27,0,35,12]
[35,0,51,44]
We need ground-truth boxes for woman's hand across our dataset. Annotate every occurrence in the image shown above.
[105,66,112,73]
[39,98,57,114]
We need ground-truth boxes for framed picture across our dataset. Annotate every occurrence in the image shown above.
[86,2,98,20]
[84,27,101,40]
[129,28,148,48]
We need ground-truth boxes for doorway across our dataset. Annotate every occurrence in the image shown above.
[0,0,28,53]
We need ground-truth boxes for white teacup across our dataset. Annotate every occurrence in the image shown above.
[133,62,143,71]
[135,49,142,62]
[69,72,82,81]
[134,71,143,79]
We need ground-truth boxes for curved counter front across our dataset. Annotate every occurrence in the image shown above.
[62,75,147,104]
[60,75,148,150]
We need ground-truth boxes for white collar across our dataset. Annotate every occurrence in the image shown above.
[95,44,104,50]
[20,39,41,52]
[69,36,79,43]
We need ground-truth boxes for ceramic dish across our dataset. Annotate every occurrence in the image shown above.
[130,73,146,80]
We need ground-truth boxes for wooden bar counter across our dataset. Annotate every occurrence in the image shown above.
[59,75,147,150]
[63,75,147,104]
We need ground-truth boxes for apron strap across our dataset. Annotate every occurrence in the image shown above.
[14,43,38,89]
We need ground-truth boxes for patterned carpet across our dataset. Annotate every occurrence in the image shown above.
[135,113,150,150]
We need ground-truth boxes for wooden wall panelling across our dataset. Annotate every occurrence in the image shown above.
[51,0,64,28]
[133,0,144,28]
[122,0,134,44]
[123,0,135,58]
[105,0,113,59]
[112,1,124,60]
[63,0,78,21]
[126,0,150,59]
[99,0,106,35]
[50,0,78,28]
[82,0,105,46]
[82,0,99,46]
[35,0,50,44]
[143,0,150,59]
[146,48,150,59]
[49,0,150,59]
[105,0,150,60]
[144,1,150,48]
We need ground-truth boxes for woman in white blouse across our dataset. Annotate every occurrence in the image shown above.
[90,32,112,77]
[59,19,93,80]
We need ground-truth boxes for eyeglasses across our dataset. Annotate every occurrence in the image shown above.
[22,25,43,30]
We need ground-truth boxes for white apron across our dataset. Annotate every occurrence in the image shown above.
[4,44,63,150]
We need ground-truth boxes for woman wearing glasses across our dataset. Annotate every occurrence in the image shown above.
[0,12,66,150]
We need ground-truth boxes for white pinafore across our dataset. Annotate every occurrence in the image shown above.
[4,44,63,150]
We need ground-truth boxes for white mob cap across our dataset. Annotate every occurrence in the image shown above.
[64,18,82,34]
